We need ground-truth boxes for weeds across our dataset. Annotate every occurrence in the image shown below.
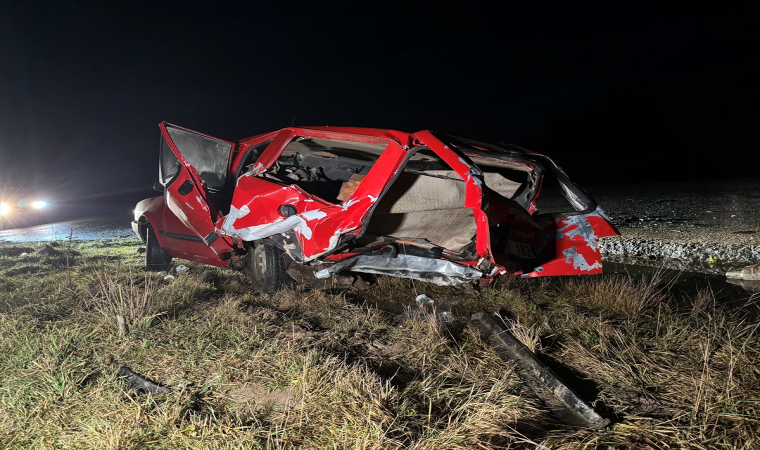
[90,269,155,334]
[498,314,548,353]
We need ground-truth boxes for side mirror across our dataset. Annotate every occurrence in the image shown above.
[153,180,164,192]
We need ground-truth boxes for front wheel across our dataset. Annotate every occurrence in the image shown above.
[145,226,172,271]
[248,243,292,293]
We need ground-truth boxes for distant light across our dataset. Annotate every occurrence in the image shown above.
[32,200,47,209]
[0,202,9,215]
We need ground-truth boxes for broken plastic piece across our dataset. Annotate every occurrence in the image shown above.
[117,366,168,394]
[176,264,189,274]
[439,311,454,323]
[471,312,610,429]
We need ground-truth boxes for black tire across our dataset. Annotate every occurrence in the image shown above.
[145,226,172,271]
[248,243,292,293]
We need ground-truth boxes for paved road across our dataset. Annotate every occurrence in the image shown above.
[588,177,760,248]
[536,177,760,268]
[0,216,134,242]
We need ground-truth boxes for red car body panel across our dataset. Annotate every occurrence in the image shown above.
[159,123,236,257]
[134,123,620,284]
[133,196,227,267]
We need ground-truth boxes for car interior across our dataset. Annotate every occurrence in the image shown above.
[247,137,538,256]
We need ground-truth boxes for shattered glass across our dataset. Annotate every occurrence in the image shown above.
[166,126,232,191]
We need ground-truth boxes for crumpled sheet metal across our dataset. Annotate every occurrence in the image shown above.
[221,204,327,242]
[219,139,409,262]
[523,206,618,277]
[314,254,483,286]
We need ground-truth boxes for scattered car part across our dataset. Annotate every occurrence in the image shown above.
[133,123,620,290]
[471,312,610,429]
[415,294,434,307]
[315,254,483,286]
[117,366,168,395]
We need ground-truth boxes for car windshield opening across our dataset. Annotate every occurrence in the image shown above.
[166,126,232,191]
[262,137,387,203]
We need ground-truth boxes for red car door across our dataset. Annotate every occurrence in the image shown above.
[159,122,234,258]
[521,160,619,277]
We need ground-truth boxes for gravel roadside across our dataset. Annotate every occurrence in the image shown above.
[586,178,760,272]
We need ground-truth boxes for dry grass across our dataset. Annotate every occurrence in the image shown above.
[0,239,758,448]
[88,269,155,334]
[497,314,548,353]
[563,272,667,317]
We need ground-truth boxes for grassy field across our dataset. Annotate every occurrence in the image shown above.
[0,240,758,449]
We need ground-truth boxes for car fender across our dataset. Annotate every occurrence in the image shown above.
[133,196,169,248]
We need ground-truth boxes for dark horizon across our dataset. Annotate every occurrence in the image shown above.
[2,1,759,206]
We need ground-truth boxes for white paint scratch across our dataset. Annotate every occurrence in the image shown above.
[341,198,359,211]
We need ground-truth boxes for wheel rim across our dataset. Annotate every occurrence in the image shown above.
[253,246,267,281]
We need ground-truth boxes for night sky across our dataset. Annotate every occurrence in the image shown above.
[1,1,758,210]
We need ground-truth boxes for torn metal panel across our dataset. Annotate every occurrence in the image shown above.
[315,254,483,286]
[522,207,619,277]
[221,206,327,242]
[557,213,600,251]
[562,246,603,271]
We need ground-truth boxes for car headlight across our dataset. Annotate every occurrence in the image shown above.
[0,202,9,216]
[32,200,47,209]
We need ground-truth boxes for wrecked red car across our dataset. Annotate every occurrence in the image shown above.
[132,123,619,291]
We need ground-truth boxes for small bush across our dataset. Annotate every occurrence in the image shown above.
[89,269,155,334]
